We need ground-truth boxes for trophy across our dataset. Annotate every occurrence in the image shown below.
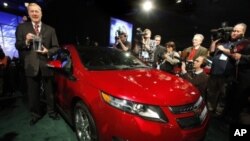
[33,35,42,51]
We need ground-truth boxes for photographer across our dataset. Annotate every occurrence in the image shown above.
[180,56,208,98]
[113,32,131,52]
[133,28,156,66]
[207,23,250,123]
[158,41,180,73]
[215,23,250,124]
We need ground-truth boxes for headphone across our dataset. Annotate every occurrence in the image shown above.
[200,58,207,68]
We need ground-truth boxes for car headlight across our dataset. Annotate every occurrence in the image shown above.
[101,91,168,123]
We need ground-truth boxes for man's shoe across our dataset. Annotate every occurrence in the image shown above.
[30,117,40,126]
[49,113,60,120]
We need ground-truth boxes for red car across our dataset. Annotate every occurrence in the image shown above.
[48,44,209,141]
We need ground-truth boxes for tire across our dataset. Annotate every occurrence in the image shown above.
[74,101,98,141]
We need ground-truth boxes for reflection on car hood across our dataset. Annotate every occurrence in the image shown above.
[86,69,200,106]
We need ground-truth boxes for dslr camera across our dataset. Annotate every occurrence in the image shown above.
[210,22,233,42]
[115,30,122,40]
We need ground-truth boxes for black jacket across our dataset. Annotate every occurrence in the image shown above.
[15,22,59,77]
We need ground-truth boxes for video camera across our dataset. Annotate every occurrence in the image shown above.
[210,22,233,42]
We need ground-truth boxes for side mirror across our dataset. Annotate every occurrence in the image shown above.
[47,48,76,81]
[47,60,62,68]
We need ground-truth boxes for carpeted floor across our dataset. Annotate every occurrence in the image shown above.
[0,93,229,141]
[0,94,77,141]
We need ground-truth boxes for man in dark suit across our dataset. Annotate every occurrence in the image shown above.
[152,35,165,69]
[15,3,59,125]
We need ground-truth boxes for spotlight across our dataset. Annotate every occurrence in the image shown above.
[3,2,8,7]
[142,0,153,12]
[176,0,182,4]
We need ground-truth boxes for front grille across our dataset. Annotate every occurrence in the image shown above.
[169,96,203,114]
[168,96,208,129]
[176,106,207,129]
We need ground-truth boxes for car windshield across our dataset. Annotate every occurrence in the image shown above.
[78,47,150,70]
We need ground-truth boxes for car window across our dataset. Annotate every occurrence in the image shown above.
[78,47,150,70]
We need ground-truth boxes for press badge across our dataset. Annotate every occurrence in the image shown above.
[219,54,227,61]
[142,51,149,58]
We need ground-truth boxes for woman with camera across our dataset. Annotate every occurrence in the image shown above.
[159,41,180,73]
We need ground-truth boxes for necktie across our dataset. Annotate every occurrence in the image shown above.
[34,24,39,35]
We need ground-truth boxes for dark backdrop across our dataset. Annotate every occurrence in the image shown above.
[41,0,250,51]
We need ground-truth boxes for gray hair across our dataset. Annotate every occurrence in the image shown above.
[194,33,204,41]
[27,3,42,11]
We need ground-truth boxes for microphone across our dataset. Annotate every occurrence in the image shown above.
[218,27,233,31]
[210,29,218,32]
[210,27,233,32]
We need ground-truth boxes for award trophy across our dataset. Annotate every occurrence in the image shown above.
[33,35,42,51]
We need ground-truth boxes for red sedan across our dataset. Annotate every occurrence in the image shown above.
[48,44,209,141]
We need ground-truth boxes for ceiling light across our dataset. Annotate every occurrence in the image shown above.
[176,0,182,3]
[142,0,153,12]
[3,2,8,7]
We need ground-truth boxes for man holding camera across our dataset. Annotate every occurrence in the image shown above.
[208,23,250,124]
[180,56,208,97]
[219,23,250,124]
[133,28,156,66]
[113,32,131,52]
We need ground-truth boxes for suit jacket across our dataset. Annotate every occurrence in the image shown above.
[182,46,208,61]
[152,45,166,68]
[15,22,59,77]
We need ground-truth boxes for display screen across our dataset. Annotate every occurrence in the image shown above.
[109,17,133,46]
[0,11,21,59]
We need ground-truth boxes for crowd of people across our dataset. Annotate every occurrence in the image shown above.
[113,23,250,125]
[0,2,249,127]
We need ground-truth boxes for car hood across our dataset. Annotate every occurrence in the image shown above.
[86,69,200,106]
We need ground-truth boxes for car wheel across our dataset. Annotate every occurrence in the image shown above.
[74,101,98,141]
